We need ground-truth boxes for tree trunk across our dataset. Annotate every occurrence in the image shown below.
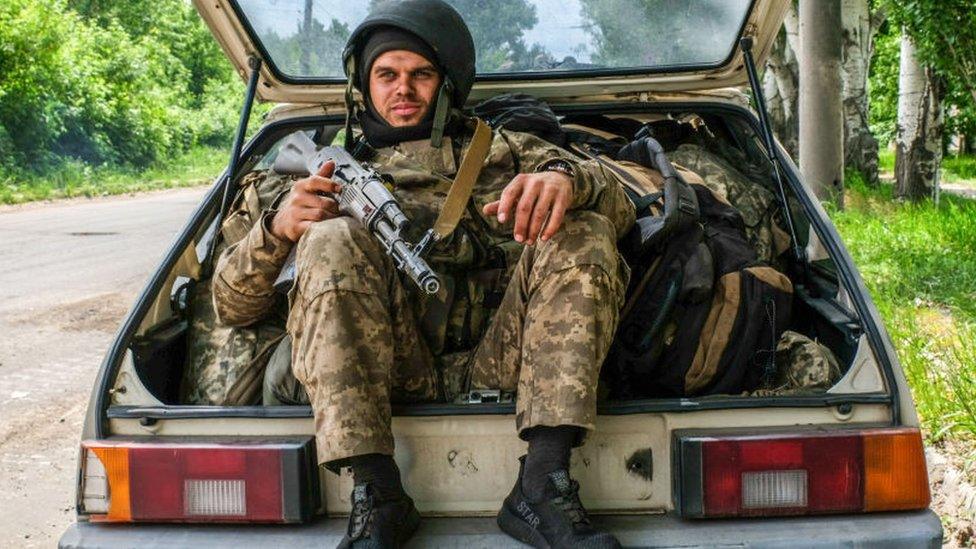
[895,32,943,201]
[840,0,879,186]
[763,4,799,161]
[799,0,845,207]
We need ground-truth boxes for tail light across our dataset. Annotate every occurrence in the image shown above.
[675,427,930,518]
[79,438,319,523]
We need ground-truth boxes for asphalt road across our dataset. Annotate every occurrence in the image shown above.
[0,187,208,548]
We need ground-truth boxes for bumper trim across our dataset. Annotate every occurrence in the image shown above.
[60,510,942,548]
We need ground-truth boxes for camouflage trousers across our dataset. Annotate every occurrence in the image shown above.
[288,211,627,468]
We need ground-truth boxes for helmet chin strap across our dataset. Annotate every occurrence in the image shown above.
[429,78,454,148]
[343,56,358,151]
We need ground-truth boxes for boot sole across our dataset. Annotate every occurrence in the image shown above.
[397,506,421,547]
[496,505,551,549]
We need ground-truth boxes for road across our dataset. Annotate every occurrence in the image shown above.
[0,187,208,548]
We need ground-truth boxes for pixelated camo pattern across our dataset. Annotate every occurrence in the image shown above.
[670,143,792,264]
[181,171,295,405]
[749,330,843,396]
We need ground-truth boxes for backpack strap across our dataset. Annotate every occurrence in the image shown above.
[432,117,493,239]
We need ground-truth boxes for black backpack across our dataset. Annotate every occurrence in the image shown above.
[596,136,793,398]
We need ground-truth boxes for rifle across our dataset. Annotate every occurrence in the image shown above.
[272,131,441,295]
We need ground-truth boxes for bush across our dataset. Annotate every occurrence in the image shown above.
[0,0,239,172]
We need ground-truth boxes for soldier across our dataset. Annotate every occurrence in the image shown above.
[212,1,634,547]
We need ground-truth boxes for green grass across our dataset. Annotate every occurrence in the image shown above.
[877,149,976,185]
[831,176,976,442]
[878,148,895,173]
[0,146,226,205]
[943,155,976,183]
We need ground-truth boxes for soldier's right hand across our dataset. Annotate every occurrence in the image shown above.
[271,161,342,242]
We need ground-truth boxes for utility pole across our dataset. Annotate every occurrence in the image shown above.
[799,0,845,207]
[300,0,313,75]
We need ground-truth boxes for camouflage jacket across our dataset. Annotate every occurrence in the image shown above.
[213,126,635,355]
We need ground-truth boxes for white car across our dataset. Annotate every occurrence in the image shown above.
[60,0,942,546]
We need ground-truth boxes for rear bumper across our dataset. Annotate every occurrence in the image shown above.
[60,510,942,548]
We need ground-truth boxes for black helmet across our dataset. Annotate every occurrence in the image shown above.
[341,0,475,148]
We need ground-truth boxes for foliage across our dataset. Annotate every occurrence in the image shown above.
[0,145,225,205]
[579,0,748,68]
[260,16,351,77]
[450,0,546,72]
[832,177,976,439]
[868,22,900,146]
[0,0,241,175]
[879,0,976,142]
[943,155,976,181]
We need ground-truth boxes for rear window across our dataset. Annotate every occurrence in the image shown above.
[231,0,753,81]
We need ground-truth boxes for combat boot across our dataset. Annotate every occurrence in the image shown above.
[497,457,621,548]
[336,483,421,549]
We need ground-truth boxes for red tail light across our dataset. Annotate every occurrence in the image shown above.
[676,427,930,518]
[80,438,319,523]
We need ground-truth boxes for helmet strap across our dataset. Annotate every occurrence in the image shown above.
[343,56,357,151]
[430,78,454,148]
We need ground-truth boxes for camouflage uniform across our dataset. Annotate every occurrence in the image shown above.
[669,143,792,264]
[182,171,294,405]
[750,330,843,396]
[213,127,635,467]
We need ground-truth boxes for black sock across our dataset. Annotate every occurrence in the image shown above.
[349,453,403,500]
[522,425,579,500]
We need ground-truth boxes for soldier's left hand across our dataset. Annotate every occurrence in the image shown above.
[484,171,573,245]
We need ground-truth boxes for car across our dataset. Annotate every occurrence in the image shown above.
[59,0,943,547]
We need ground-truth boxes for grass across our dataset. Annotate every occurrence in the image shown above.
[831,175,976,443]
[877,148,976,185]
[0,146,226,205]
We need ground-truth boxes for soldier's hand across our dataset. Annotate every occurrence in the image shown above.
[271,161,342,242]
[483,171,573,245]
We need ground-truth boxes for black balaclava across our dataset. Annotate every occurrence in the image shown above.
[358,27,442,149]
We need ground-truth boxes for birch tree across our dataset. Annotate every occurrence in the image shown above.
[840,0,883,185]
[763,3,799,160]
[895,33,943,200]
[799,0,845,206]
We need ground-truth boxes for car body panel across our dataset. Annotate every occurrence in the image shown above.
[103,406,891,515]
[192,0,788,106]
[60,510,943,548]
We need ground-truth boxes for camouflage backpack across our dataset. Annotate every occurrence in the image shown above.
[180,170,296,405]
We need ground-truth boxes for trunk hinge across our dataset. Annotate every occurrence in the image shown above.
[207,56,263,272]
[739,36,807,268]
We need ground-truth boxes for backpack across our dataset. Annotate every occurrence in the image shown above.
[470,95,794,398]
[593,136,793,398]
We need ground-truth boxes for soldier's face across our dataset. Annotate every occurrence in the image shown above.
[368,50,442,127]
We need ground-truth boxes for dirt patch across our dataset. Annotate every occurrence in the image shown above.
[15,293,131,333]
[929,442,976,548]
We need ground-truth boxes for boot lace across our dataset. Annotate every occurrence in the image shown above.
[552,479,590,526]
[348,486,375,539]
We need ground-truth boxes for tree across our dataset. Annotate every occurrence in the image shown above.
[763,3,800,160]
[881,0,976,200]
[840,0,884,185]
[895,33,943,200]
[799,0,845,206]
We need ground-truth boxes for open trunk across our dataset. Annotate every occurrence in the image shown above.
[78,97,918,521]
